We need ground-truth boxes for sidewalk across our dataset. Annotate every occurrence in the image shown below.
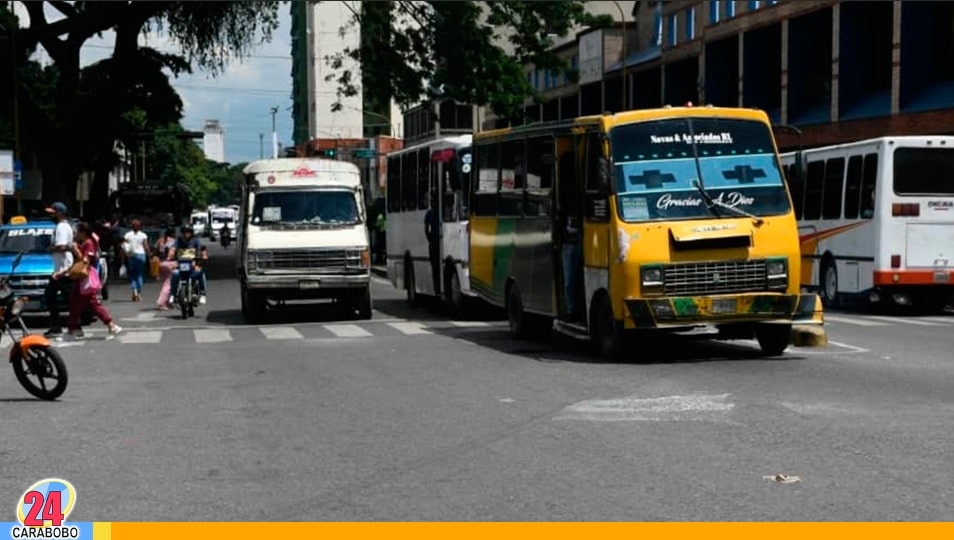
[371,265,387,278]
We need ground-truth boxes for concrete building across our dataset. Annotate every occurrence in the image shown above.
[497,0,954,152]
[202,120,225,163]
[290,1,403,146]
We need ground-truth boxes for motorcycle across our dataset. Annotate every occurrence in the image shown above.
[175,251,203,320]
[220,227,232,248]
[0,253,68,400]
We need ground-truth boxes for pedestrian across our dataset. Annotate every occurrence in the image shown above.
[43,202,74,337]
[123,219,150,301]
[374,212,386,264]
[154,227,177,310]
[64,223,122,341]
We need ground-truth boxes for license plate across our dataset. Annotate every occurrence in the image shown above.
[712,298,738,314]
[179,263,191,272]
[299,280,321,290]
[934,271,950,283]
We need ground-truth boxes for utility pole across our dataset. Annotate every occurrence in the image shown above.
[11,3,22,214]
[270,106,279,159]
[259,133,264,159]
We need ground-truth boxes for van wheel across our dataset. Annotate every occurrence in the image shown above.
[820,258,839,308]
[241,283,266,323]
[755,323,792,356]
[355,287,373,320]
[405,261,419,307]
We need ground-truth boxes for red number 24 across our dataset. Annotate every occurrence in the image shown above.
[22,490,65,527]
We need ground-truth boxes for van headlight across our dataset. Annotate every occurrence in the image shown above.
[347,248,370,268]
[641,265,664,295]
[766,258,788,289]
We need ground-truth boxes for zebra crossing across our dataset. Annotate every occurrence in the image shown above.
[824,314,954,327]
[27,319,510,347]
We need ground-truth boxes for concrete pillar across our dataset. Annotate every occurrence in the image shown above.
[891,1,902,115]
[698,43,706,105]
[780,18,789,125]
[831,3,840,122]
[738,31,745,107]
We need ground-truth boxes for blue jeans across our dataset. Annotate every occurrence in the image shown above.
[126,253,146,293]
[170,269,207,299]
[562,241,582,319]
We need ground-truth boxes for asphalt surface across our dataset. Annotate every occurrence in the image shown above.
[0,242,952,521]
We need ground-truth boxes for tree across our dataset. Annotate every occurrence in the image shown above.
[5,1,280,213]
[325,1,611,121]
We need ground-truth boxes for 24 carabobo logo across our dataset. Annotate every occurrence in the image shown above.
[12,479,79,538]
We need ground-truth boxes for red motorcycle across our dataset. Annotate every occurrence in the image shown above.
[1,253,68,400]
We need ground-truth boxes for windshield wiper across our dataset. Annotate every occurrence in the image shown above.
[691,180,764,225]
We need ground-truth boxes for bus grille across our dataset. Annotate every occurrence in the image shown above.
[663,260,767,296]
[253,249,359,271]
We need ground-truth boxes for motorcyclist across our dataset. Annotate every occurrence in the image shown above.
[168,225,208,305]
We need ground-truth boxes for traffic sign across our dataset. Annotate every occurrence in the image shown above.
[353,148,377,159]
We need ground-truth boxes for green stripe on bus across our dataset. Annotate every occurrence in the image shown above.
[491,218,517,294]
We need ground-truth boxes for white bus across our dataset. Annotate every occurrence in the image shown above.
[385,135,475,316]
[781,136,954,311]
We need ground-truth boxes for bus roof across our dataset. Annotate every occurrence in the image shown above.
[243,157,361,188]
[475,106,771,141]
[780,135,954,156]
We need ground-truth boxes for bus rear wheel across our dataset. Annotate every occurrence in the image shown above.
[506,284,529,338]
[445,266,465,318]
[405,261,419,307]
[820,259,839,308]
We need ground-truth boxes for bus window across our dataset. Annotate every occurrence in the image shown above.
[387,155,401,213]
[844,155,863,219]
[525,136,554,217]
[417,148,430,209]
[402,151,417,211]
[860,153,878,218]
[457,147,472,219]
[787,164,805,219]
[821,157,844,220]
[893,147,954,195]
[803,160,824,220]
[499,138,525,217]
[584,133,603,193]
[473,142,499,216]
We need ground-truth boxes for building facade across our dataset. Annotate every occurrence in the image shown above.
[202,120,225,163]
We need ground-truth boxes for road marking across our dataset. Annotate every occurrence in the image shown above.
[555,393,735,422]
[323,324,372,338]
[194,329,232,343]
[259,327,304,340]
[824,315,889,327]
[828,340,870,353]
[119,331,163,344]
[862,315,945,326]
[388,322,432,335]
[449,321,490,327]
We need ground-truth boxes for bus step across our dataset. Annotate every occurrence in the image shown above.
[553,319,591,341]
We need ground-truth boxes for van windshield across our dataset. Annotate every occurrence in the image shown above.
[251,189,360,227]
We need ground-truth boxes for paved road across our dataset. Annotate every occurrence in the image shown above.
[1,243,952,520]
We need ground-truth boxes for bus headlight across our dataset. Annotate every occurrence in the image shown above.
[641,265,664,295]
[766,258,787,289]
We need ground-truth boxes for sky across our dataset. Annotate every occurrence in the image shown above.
[15,2,295,165]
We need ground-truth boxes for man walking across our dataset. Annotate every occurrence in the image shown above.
[44,202,74,337]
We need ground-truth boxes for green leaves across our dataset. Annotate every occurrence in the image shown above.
[324,0,610,122]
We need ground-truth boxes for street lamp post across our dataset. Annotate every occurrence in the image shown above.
[611,0,628,110]
[270,106,279,159]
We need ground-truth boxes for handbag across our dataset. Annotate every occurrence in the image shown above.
[67,260,90,280]
[80,266,102,296]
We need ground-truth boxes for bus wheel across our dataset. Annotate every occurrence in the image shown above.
[755,323,792,356]
[506,283,529,338]
[820,259,839,308]
[593,295,626,361]
[445,267,465,318]
[405,261,419,307]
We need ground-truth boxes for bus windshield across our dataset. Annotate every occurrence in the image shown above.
[893,147,954,196]
[251,189,360,227]
[610,117,790,222]
[453,146,472,218]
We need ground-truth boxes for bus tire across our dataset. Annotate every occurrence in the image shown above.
[755,323,792,356]
[506,283,529,338]
[592,294,626,362]
[445,264,465,318]
[820,257,839,308]
[405,259,419,307]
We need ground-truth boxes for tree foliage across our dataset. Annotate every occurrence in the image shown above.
[147,125,245,209]
[325,1,611,120]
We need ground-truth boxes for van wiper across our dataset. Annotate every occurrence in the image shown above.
[692,180,765,225]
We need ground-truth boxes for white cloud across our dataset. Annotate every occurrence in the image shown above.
[16,1,294,164]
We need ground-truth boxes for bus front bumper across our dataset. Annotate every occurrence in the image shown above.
[624,293,824,329]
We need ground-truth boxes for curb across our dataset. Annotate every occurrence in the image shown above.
[371,266,387,278]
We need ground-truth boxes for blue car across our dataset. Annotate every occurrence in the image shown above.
[0,219,108,315]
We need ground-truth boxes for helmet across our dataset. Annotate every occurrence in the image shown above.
[181,225,194,234]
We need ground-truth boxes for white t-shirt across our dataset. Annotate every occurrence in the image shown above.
[52,221,74,273]
[124,230,149,256]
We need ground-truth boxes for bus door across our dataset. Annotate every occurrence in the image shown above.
[554,134,585,323]
[581,131,611,323]
[522,136,556,314]
[433,147,465,295]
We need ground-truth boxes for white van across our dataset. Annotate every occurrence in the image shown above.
[208,207,236,240]
[238,158,371,322]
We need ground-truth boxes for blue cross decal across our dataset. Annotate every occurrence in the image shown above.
[628,169,677,189]
[722,164,766,184]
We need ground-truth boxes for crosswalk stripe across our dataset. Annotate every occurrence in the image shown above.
[388,322,432,335]
[323,324,372,338]
[119,330,163,344]
[861,315,945,327]
[259,327,304,340]
[824,315,889,327]
[449,321,490,327]
[194,329,232,343]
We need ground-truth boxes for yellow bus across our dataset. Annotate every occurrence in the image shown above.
[468,105,824,360]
